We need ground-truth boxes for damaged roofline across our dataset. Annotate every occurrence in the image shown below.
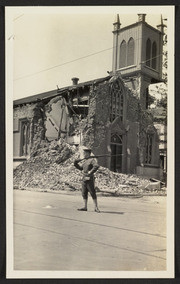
[13,75,111,107]
[13,89,58,106]
[56,75,111,97]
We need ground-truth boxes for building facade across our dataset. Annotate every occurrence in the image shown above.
[13,14,164,179]
[14,74,162,178]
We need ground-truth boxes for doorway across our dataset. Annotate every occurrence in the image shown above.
[110,134,123,172]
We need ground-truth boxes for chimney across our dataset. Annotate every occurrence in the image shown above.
[138,14,146,22]
[71,77,79,85]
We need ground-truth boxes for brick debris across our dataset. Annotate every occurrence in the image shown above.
[13,140,166,196]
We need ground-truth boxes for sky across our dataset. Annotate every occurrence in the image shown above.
[6,6,170,100]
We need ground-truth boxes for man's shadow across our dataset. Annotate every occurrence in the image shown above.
[100,211,124,215]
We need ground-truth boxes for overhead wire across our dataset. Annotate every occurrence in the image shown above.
[14,29,166,139]
[13,33,165,82]
[14,50,163,82]
[141,54,163,64]
[13,19,166,155]
[14,46,114,81]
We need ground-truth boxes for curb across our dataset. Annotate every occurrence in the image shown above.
[13,187,167,197]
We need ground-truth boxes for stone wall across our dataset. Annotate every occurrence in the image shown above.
[13,104,36,156]
[32,102,46,146]
[73,76,160,171]
[14,103,36,120]
[125,85,160,167]
[126,121,139,173]
[78,81,111,167]
[126,88,140,122]
[13,102,46,156]
[79,82,110,148]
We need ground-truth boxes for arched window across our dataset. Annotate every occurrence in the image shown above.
[152,41,157,69]
[119,40,126,68]
[146,39,151,67]
[127,38,135,66]
[111,133,123,144]
[110,79,124,122]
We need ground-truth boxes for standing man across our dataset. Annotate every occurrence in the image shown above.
[74,147,100,213]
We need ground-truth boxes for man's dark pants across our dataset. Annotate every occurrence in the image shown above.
[81,178,97,200]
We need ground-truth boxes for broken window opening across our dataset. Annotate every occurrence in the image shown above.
[73,106,89,119]
[77,100,89,106]
[72,95,89,118]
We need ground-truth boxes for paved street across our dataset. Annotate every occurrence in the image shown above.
[14,190,166,271]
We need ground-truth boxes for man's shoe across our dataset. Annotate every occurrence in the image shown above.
[77,208,87,211]
[94,208,100,213]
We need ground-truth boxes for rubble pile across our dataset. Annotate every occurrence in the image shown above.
[94,168,150,195]
[13,140,166,196]
[14,140,80,190]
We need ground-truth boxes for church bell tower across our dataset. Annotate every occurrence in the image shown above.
[111,14,165,109]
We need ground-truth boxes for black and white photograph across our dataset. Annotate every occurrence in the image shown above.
[6,6,174,278]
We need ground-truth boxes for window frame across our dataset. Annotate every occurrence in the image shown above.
[146,38,151,67]
[119,40,127,68]
[110,133,123,172]
[146,39,157,70]
[109,80,124,123]
[119,38,135,69]
[19,118,30,157]
[145,133,153,164]
[127,37,135,66]
[152,41,157,70]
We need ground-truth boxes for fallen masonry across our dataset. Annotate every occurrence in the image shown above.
[13,140,167,196]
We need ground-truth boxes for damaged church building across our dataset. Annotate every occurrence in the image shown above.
[13,14,165,179]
